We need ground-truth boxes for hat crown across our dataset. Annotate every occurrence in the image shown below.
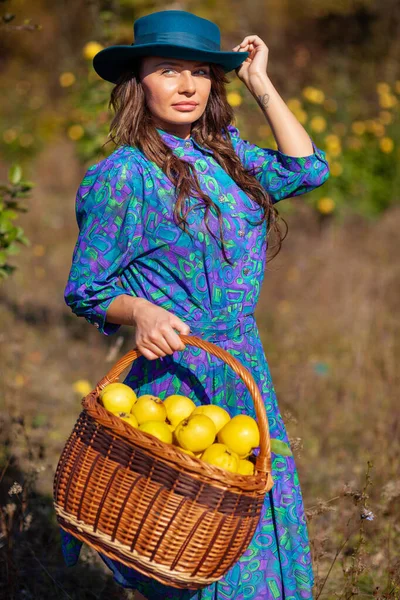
[133,10,221,50]
[92,9,249,84]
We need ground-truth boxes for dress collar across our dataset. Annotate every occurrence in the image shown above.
[156,127,214,156]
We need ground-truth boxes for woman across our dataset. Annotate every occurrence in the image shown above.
[61,9,330,600]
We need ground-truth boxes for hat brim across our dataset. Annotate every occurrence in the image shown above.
[93,44,249,84]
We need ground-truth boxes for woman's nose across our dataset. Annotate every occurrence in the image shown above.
[179,72,196,93]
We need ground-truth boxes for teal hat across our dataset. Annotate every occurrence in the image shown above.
[93,10,249,84]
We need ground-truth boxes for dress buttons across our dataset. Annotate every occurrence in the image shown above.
[238,230,245,237]
[184,141,191,148]
[94,322,100,329]
[243,268,250,275]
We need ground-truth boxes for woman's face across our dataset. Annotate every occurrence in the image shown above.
[139,55,212,139]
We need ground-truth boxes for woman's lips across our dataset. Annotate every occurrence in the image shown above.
[172,104,198,111]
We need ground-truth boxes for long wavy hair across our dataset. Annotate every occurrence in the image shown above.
[103,60,288,267]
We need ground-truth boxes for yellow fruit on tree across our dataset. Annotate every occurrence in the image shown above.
[117,412,138,428]
[227,91,242,107]
[82,41,104,61]
[217,415,260,458]
[99,383,137,414]
[163,394,196,428]
[132,395,167,425]
[237,459,255,475]
[73,379,92,397]
[138,420,173,444]
[191,405,231,433]
[174,414,216,453]
[201,443,239,473]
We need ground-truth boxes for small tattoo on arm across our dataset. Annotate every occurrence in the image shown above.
[256,93,270,110]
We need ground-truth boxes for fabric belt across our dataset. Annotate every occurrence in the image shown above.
[180,302,256,342]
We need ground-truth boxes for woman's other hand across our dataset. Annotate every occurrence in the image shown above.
[133,300,191,360]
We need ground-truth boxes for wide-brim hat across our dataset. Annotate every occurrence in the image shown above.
[93,10,249,84]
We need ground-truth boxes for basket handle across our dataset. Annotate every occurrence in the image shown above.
[95,334,272,475]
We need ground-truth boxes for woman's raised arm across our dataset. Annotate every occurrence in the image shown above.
[226,124,330,204]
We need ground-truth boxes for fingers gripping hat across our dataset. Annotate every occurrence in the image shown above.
[93,10,249,84]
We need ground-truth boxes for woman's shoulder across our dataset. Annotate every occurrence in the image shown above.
[79,145,144,191]
[76,146,145,212]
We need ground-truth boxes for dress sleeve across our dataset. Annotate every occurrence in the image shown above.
[226,124,330,203]
[64,155,143,336]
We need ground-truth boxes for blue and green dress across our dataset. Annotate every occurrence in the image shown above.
[61,124,330,599]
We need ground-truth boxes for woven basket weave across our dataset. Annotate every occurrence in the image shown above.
[53,334,274,590]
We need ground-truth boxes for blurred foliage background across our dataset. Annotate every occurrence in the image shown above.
[0,0,399,599]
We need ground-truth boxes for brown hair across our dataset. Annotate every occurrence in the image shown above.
[103,61,288,266]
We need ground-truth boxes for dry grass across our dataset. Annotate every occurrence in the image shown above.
[0,140,399,598]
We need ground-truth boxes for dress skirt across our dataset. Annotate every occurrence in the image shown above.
[60,308,315,599]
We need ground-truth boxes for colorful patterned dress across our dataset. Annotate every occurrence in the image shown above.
[61,124,330,599]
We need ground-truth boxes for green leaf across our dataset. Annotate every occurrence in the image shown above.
[31,413,48,428]
[20,182,35,192]
[4,227,18,242]
[99,10,113,21]
[7,242,20,256]
[14,191,32,199]
[0,220,14,234]
[270,438,293,457]
[8,165,22,185]
[1,209,18,221]
[18,235,30,246]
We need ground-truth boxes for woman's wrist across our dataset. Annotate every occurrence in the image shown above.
[105,294,149,327]
[248,73,273,106]
[130,296,149,324]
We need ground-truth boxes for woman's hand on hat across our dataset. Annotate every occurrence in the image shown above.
[232,35,269,88]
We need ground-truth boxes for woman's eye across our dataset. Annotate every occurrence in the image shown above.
[161,68,209,75]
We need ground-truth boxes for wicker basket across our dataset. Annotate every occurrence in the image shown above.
[53,334,274,590]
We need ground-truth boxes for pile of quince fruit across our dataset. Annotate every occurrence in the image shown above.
[99,382,261,475]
